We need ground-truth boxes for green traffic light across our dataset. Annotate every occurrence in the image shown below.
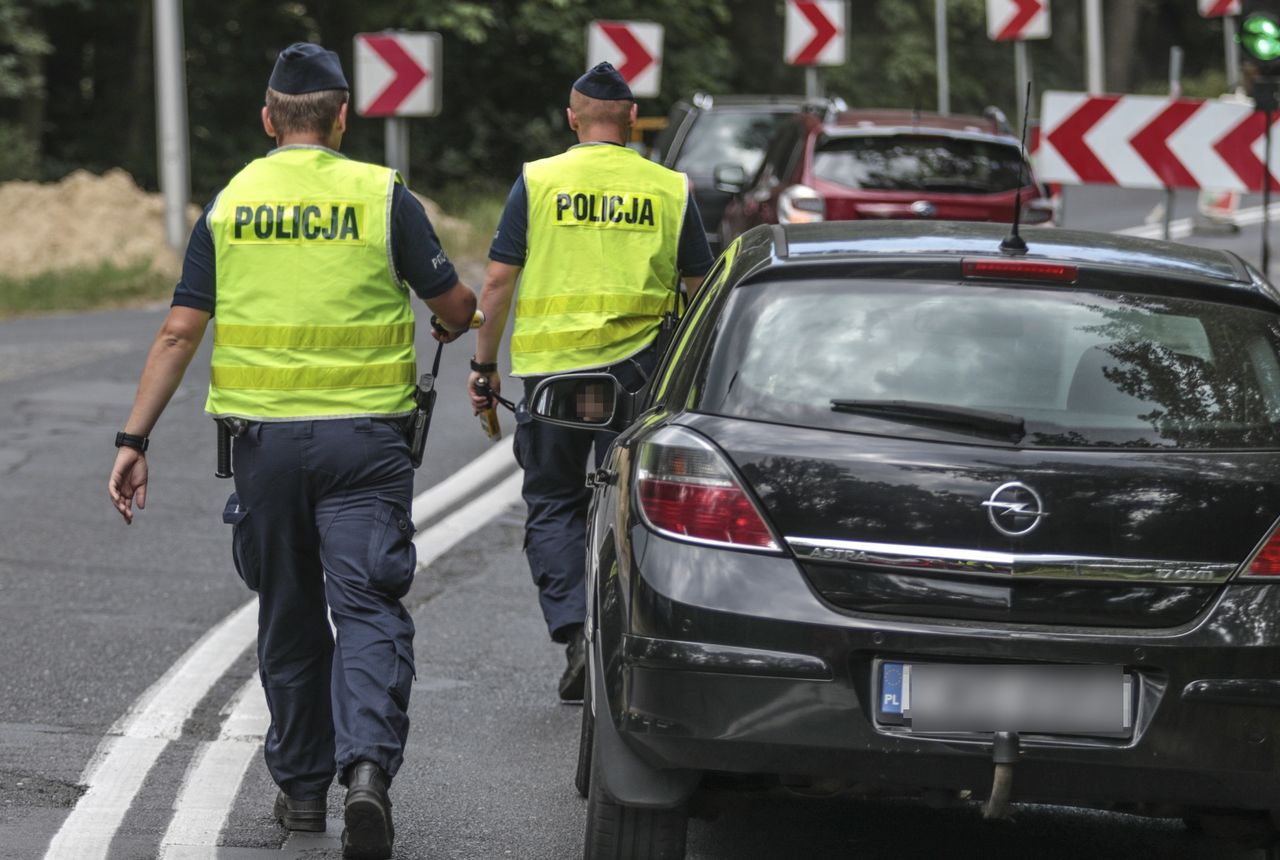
[1242,13,1280,63]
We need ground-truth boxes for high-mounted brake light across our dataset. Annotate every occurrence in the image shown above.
[962,259,1078,283]
[1245,523,1280,577]
[635,426,779,551]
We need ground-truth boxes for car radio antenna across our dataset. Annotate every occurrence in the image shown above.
[1000,81,1034,256]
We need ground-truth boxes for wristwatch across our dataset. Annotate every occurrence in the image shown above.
[115,431,149,453]
[470,357,498,373]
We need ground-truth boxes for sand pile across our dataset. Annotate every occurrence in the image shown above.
[0,170,470,281]
[0,169,196,279]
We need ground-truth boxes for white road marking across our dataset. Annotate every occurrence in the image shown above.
[156,678,271,857]
[412,436,516,529]
[44,442,522,860]
[43,600,259,860]
[42,442,519,860]
[414,469,524,567]
[1115,200,1280,241]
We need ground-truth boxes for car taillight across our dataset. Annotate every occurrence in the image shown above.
[1244,523,1280,577]
[635,426,779,551]
[778,184,825,224]
[962,258,1078,283]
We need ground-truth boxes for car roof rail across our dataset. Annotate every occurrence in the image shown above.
[983,105,1013,135]
[692,91,714,110]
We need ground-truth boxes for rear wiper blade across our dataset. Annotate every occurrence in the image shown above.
[830,399,1026,441]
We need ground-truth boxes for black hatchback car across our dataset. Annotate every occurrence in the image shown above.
[531,222,1280,859]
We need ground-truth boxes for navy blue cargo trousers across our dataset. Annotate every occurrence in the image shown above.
[514,347,657,642]
[222,417,416,801]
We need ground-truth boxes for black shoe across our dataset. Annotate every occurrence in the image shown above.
[559,625,587,702]
[273,789,326,832]
[342,761,394,860]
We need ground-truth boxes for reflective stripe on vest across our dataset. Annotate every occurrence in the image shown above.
[205,146,416,419]
[513,144,686,376]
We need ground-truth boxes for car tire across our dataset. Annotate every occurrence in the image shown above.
[582,708,688,860]
[574,668,593,799]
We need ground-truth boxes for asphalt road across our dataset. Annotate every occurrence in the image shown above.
[1,195,1277,859]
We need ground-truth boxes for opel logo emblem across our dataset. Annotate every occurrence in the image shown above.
[910,200,936,218]
[982,482,1047,537]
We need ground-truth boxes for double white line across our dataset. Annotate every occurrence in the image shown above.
[44,440,522,859]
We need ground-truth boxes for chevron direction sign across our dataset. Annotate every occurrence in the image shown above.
[987,0,1050,41]
[785,0,847,66]
[354,32,441,117]
[1198,0,1241,16]
[587,20,663,97]
[1037,91,1280,192]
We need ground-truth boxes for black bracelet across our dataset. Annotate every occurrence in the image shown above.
[470,357,498,373]
[115,431,149,453]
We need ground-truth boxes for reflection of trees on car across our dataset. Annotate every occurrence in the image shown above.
[1077,295,1280,448]
[811,135,1025,193]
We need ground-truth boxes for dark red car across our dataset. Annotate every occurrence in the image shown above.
[718,108,1054,244]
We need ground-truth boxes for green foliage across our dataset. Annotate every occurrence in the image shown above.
[9,0,1253,202]
[0,120,38,180]
[0,0,51,100]
[0,259,173,317]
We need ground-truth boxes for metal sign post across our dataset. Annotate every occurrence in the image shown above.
[354,32,442,184]
[1225,15,1242,90]
[1084,0,1105,94]
[936,0,950,115]
[153,0,190,252]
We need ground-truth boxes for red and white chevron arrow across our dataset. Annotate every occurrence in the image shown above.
[587,20,663,98]
[986,0,1050,42]
[354,32,440,117]
[1198,0,1241,17]
[784,0,847,66]
[1037,91,1280,193]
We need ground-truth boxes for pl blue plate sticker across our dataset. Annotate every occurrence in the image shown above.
[881,662,905,714]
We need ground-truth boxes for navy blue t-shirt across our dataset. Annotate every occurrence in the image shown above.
[172,181,458,315]
[488,156,715,278]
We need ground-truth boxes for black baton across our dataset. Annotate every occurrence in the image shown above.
[216,422,233,478]
[215,418,247,479]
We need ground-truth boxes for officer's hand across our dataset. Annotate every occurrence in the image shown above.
[108,448,149,525]
[468,370,501,413]
[429,316,465,344]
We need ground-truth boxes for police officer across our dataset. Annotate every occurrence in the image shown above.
[469,63,714,701]
[107,43,477,860]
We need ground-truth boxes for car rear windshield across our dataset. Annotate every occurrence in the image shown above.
[675,110,796,176]
[813,134,1026,193]
[699,279,1280,450]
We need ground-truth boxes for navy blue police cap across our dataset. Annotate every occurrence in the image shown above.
[573,62,634,101]
[268,42,349,95]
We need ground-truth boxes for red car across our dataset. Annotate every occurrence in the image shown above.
[718,108,1054,243]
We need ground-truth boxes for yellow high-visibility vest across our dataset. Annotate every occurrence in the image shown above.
[513,143,686,376]
[205,146,416,420]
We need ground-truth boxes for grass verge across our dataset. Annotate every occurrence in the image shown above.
[428,185,507,265]
[0,259,174,318]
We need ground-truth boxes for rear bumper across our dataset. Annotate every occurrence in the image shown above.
[599,527,1280,812]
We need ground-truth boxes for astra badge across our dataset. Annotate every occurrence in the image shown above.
[982,482,1047,537]
[910,200,937,218]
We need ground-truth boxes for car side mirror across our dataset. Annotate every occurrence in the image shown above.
[530,373,633,430]
[714,163,747,194]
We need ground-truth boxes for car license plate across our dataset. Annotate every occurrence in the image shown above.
[878,662,1133,735]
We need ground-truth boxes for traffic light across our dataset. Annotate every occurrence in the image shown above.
[1242,8,1280,111]
[1242,12,1280,63]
